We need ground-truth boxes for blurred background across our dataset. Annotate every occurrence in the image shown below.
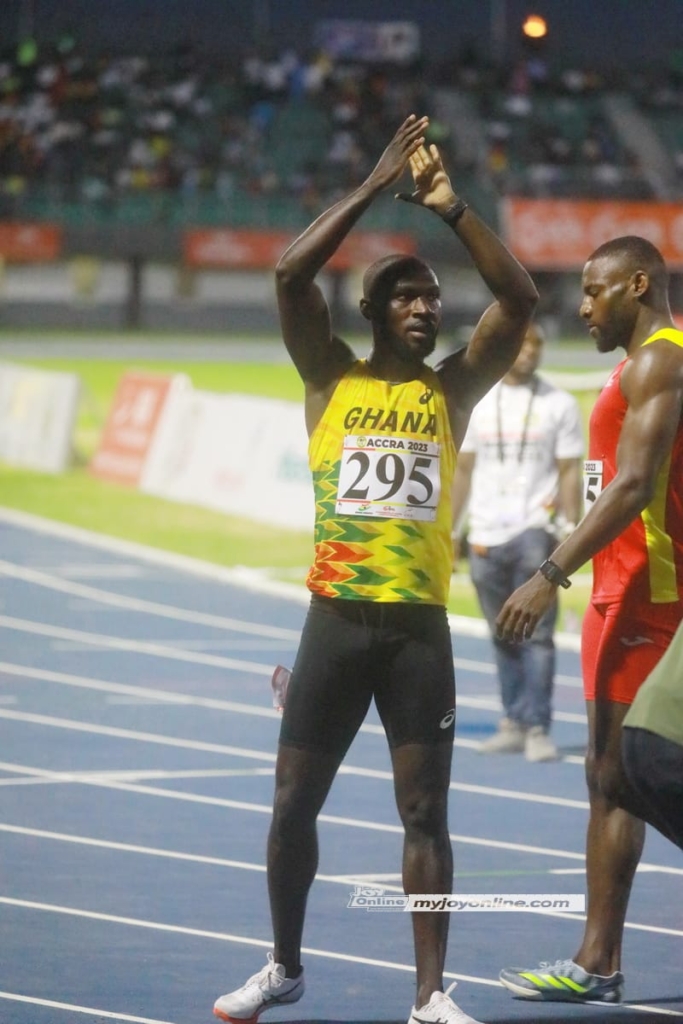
[0,0,681,335]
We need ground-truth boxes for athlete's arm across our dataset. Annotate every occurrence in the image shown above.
[409,147,538,447]
[275,115,428,402]
[497,339,683,642]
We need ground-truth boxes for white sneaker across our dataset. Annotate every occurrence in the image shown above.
[525,727,559,763]
[408,982,483,1024]
[477,717,525,754]
[213,954,304,1022]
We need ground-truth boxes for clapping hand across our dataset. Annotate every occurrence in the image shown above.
[366,115,430,193]
[396,143,457,215]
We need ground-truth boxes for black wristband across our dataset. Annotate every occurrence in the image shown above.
[538,558,572,589]
[442,198,468,226]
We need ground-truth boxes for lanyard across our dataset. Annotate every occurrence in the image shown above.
[496,376,538,464]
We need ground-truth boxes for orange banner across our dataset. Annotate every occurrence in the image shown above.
[503,198,683,269]
[0,223,62,261]
[183,229,416,270]
[90,372,178,487]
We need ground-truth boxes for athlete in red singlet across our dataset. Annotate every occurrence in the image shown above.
[496,237,683,1004]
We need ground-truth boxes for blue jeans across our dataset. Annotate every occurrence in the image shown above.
[469,527,557,731]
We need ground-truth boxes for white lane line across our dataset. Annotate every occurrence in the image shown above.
[0,615,277,674]
[0,660,281,716]
[54,767,278,781]
[1,897,681,998]
[55,637,290,653]
[104,696,205,706]
[0,509,583,653]
[0,658,582,761]
[4,757,681,879]
[0,558,301,640]
[0,714,281,758]
[452,655,581,689]
[0,992,176,1024]
[0,895,500,988]
[0,634,589,724]
[457,692,586,724]
[0,659,484,750]
[0,776,60,788]
[1,821,680,940]
[0,759,589,862]
[0,507,314,603]
[0,706,590,808]
[631,1010,683,1018]
[0,822,377,887]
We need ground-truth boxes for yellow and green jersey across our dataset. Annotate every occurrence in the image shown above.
[306,359,456,604]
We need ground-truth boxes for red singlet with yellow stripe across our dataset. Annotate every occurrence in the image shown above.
[587,328,683,605]
[306,359,456,604]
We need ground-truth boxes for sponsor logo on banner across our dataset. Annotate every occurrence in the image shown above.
[0,223,62,261]
[90,372,188,487]
[183,229,416,270]
[503,198,683,269]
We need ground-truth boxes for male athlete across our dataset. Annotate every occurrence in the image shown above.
[496,236,683,1003]
[212,115,537,1024]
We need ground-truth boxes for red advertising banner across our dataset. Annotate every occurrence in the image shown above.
[503,198,683,269]
[90,371,180,487]
[183,229,416,270]
[0,223,62,261]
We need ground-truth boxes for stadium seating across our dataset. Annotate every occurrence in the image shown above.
[0,41,679,234]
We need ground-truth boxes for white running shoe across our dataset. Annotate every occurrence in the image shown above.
[477,718,525,754]
[524,727,559,763]
[213,954,304,1022]
[408,982,483,1024]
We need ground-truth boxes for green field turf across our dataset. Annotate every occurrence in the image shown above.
[0,346,596,627]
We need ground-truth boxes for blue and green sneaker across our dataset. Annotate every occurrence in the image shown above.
[499,959,624,1003]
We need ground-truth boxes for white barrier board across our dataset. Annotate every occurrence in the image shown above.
[0,362,80,473]
[140,387,313,530]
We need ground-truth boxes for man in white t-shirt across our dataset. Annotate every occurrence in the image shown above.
[451,323,584,761]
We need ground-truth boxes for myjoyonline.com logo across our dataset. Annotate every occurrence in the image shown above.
[346,886,585,912]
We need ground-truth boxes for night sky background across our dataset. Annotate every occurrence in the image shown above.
[1,0,682,71]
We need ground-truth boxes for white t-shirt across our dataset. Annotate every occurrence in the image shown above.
[460,374,584,547]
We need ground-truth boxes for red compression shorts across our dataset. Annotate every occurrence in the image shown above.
[581,599,683,704]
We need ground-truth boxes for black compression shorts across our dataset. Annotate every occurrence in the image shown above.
[279,594,456,758]
[622,726,683,851]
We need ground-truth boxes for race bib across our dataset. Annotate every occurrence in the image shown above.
[583,459,603,507]
[336,434,441,521]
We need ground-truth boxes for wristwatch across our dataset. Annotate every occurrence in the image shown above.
[441,199,468,226]
[538,558,572,589]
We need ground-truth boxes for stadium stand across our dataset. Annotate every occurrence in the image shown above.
[0,35,681,236]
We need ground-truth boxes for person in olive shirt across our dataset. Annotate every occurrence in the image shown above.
[621,619,683,851]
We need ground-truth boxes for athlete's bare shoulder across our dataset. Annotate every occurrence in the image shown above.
[622,332,683,403]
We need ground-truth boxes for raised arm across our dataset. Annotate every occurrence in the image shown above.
[275,115,429,399]
[398,145,538,434]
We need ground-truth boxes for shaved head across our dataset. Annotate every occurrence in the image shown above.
[362,254,436,310]
[587,236,669,297]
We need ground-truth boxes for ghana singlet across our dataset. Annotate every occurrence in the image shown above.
[586,327,683,605]
[306,359,456,605]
